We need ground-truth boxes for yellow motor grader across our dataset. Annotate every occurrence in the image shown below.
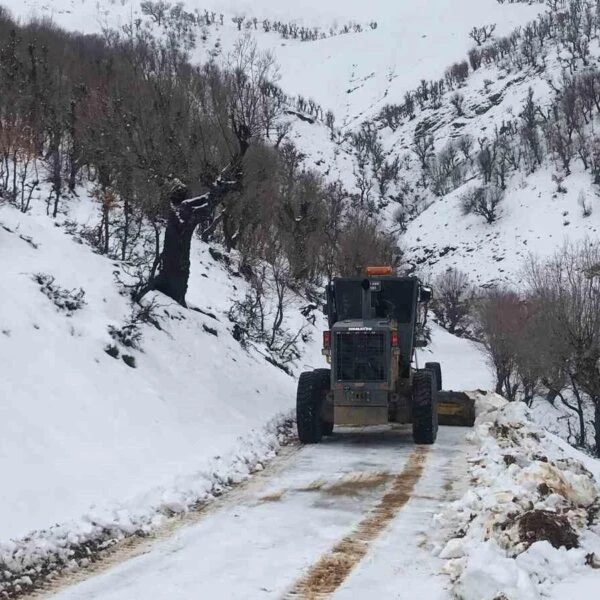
[296,267,475,444]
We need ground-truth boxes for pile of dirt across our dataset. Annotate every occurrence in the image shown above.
[515,509,579,551]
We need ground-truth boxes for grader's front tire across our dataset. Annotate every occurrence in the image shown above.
[297,371,327,444]
[412,369,438,445]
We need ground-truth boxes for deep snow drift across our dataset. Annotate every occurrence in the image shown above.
[436,392,600,599]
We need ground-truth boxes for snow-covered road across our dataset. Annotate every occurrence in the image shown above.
[45,427,470,600]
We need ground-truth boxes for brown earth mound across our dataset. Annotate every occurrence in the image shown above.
[516,509,579,550]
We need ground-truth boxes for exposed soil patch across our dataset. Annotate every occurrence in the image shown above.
[287,448,428,599]
[259,491,286,503]
[515,509,579,551]
[323,472,390,496]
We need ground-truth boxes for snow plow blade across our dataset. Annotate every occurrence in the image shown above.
[437,391,475,427]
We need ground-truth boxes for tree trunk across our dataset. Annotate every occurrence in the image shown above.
[151,201,197,307]
[146,131,250,307]
[570,376,587,448]
[595,400,600,458]
[122,196,130,261]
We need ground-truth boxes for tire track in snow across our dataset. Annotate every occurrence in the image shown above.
[285,446,429,599]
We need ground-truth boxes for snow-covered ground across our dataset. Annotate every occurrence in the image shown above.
[0,197,319,543]
[40,426,475,600]
[4,0,587,289]
[439,393,600,600]
[5,0,542,122]
[2,0,600,597]
[10,394,596,600]
[0,184,495,599]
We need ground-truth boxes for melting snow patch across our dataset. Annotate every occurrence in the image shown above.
[438,392,600,600]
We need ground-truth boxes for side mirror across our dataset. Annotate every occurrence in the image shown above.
[414,339,428,348]
[419,286,432,303]
[322,303,328,315]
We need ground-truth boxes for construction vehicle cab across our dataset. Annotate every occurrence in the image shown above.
[297,268,472,445]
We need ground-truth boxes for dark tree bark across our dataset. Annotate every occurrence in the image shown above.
[147,132,250,306]
[150,181,197,306]
[595,400,600,458]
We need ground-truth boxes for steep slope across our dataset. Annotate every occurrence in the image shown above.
[8,0,542,121]
[8,0,597,289]
[0,198,319,543]
[0,0,511,549]
[400,63,600,285]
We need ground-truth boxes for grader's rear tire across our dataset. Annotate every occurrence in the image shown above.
[425,362,442,391]
[412,369,438,445]
[322,421,334,436]
[314,368,334,436]
[297,370,329,444]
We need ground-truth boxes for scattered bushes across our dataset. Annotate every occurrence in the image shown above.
[33,273,86,315]
[474,242,600,456]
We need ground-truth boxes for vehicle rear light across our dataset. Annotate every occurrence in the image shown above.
[323,330,331,349]
[391,330,399,347]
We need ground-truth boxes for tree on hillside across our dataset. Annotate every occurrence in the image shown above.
[475,287,524,401]
[432,268,474,335]
[145,40,277,306]
[526,243,600,456]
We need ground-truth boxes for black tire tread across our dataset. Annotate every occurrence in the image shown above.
[313,369,333,436]
[425,362,442,391]
[296,371,326,443]
[412,369,438,445]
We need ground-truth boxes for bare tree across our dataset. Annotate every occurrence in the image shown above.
[433,268,474,335]
[335,207,399,276]
[525,242,600,456]
[469,24,496,46]
[475,287,523,401]
[451,92,465,116]
[460,185,503,224]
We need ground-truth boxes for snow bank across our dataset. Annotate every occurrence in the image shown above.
[435,393,600,600]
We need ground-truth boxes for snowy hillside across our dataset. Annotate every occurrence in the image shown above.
[0,0,502,554]
[9,0,543,128]
[2,1,600,598]
[8,0,596,288]
[0,192,495,597]
[0,196,318,543]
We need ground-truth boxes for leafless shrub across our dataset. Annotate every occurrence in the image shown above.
[469,24,497,46]
[460,185,503,224]
[33,273,86,315]
[432,268,475,335]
